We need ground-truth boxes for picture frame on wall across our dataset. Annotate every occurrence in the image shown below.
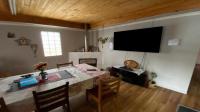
[7,32,15,38]
[15,37,31,46]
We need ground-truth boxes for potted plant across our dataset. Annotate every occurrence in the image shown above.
[148,72,157,88]
[34,62,48,81]
[98,37,108,50]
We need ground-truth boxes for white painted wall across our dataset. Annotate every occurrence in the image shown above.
[89,15,200,94]
[0,24,85,75]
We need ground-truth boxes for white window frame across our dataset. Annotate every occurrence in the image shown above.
[41,31,62,57]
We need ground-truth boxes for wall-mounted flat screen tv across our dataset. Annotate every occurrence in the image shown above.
[114,26,163,53]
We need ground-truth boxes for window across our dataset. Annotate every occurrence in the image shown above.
[41,31,62,57]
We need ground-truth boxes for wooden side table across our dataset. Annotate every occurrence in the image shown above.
[109,66,149,87]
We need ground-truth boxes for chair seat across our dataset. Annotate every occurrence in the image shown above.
[87,86,117,99]
[87,86,99,97]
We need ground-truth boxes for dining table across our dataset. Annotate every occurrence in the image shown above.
[0,64,107,111]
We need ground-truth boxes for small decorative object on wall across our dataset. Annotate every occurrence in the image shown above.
[34,62,48,81]
[98,37,108,49]
[30,44,38,57]
[15,37,31,46]
[7,32,15,38]
[168,38,181,46]
[97,25,109,51]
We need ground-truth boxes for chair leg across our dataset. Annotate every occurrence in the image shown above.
[86,91,89,101]
[62,105,67,112]
[62,104,71,112]
[67,102,71,112]
[98,102,102,112]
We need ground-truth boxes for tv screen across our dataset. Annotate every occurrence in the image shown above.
[114,26,163,53]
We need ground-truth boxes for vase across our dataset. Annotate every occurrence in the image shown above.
[40,71,48,80]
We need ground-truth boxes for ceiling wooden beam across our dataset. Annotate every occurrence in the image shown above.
[0,14,85,29]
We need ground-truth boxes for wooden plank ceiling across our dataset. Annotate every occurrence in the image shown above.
[0,0,200,29]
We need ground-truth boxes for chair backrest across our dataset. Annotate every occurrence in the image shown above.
[98,76,120,100]
[57,61,73,68]
[0,97,8,112]
[32,82,70,112]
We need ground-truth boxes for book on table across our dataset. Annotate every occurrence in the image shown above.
[19,76,38,88]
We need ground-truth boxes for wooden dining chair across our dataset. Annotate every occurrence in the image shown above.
[86,76,121,112]
[32,82,71,112]
[57,61,73,68]
[0,97,9,112]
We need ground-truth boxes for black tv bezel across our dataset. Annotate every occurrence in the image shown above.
[113,26,163,53]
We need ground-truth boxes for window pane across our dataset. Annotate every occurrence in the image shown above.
[41,31,62,57]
